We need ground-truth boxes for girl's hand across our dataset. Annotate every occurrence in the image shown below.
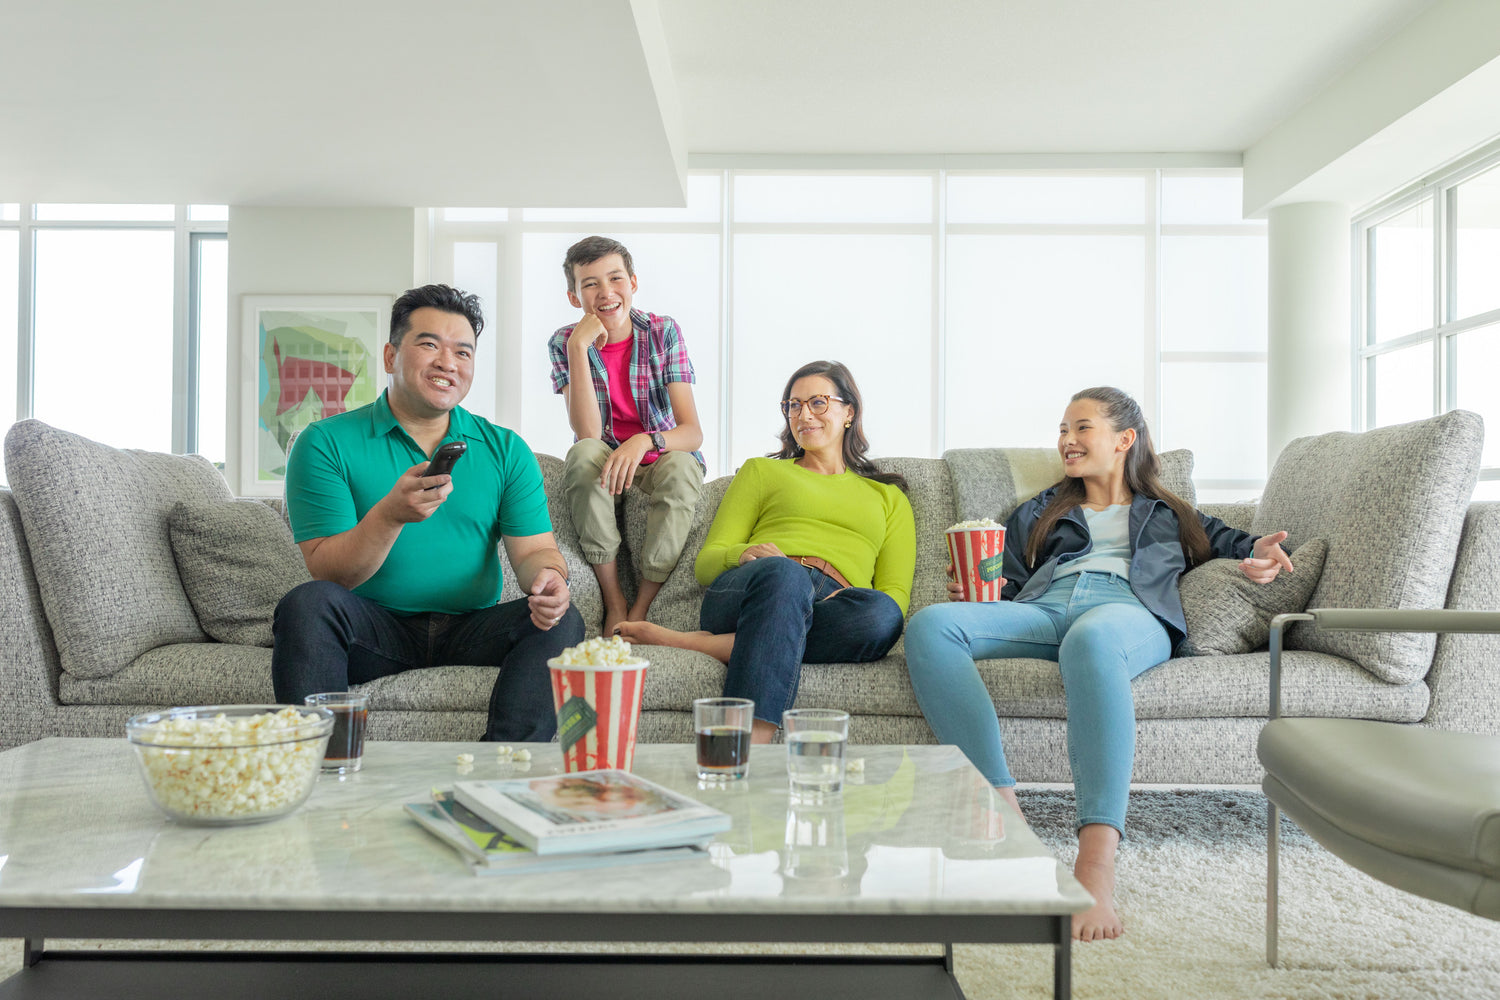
[945,560,1005,601]
[1241,530,1294,584]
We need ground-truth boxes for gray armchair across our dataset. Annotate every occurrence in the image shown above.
[1258,608,1500,967]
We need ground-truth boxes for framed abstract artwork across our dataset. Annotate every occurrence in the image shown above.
[239,294,391,496]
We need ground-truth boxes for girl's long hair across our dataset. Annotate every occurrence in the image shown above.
[1025,386,1208,568]
[770,360,907,492]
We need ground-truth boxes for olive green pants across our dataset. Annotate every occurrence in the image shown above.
[562,438,704,583]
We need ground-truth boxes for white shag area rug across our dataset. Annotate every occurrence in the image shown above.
[3,788,1497,998]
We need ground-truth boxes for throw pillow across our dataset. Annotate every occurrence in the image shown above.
[1177,538,1329,656]
[3,419,232,678]
[169,499,312,647]
[1251,410,1483,684]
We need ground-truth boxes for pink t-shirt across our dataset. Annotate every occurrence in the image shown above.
[600,336,658,464]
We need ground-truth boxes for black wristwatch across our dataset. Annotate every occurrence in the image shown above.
[649,431,667,451]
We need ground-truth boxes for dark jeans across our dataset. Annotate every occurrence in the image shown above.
[699,557,905,726]
[271,580,584,742]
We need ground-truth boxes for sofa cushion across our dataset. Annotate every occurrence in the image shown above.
[945,447,1195,524]
[168,499,311,647]
[4,420,232,679]
[1251,411,1483,684]
[496,453,604,637]
[1177,538,1328,656]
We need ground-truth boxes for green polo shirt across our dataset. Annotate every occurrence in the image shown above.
[285,391,553,615]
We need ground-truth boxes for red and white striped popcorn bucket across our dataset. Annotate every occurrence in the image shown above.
[547,658,649,772]
[945,526,1007,602]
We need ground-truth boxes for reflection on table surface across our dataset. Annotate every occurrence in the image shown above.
[0,738,1090,914]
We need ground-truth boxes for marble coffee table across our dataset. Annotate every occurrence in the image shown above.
[0,738,1090,999]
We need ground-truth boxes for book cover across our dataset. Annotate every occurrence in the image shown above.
[452,769,731,855]
[404,800,711,875]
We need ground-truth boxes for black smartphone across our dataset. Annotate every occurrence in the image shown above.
[422,441,467,488]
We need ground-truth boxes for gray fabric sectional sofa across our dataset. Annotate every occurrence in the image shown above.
[3,410,1496,783]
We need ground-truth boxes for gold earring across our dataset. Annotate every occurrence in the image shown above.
[844,420,852,428]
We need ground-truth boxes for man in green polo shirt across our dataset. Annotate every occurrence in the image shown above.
[272,283,583,742]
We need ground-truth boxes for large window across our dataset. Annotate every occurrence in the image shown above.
[432,168,1267,499]
[0,205,228,483]
[1357,146,1500,499]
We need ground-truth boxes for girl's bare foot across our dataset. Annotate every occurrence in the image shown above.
[613,620,709,650]
[602,603,628,638]
[1071,823,1124,941]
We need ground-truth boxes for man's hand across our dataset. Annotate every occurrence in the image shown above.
[739,543,788,565]
[528,566,572,630]
[569,314,607,355]
[1240,530,1294,584]
[377,461,452,525]
[600,435,654,495]
[945,559,1006,601]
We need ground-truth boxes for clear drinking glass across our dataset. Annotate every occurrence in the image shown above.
[782,708,849,794]
[694,697,754,780]
[304,691,369,774]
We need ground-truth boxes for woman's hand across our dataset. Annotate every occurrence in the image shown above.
[1240,530,1294,584]
[946,559,1004,601]
[738,542,788,565]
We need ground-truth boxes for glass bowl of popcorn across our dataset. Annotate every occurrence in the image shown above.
[126,705,335,825]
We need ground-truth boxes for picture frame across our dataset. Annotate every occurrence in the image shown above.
[239,294,391,496]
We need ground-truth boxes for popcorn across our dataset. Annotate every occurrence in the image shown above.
[495,745,514,757]
[512,749,532,761]
[132,708,324,820]
[556,635,642,667]
[455,753,474,764]
[845,757,866,773]
[948,518,1002,530]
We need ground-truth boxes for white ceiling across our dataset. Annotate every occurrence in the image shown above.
[0,0,1447,206]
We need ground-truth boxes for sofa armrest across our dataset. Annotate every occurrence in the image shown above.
[1269,609,1500,719]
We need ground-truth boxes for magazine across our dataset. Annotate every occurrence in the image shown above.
[452,768,731,855]
[405,793,710,875]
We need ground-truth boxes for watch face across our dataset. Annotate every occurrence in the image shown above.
[652,431,666,451]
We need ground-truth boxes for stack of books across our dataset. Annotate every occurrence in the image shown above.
[405,768,730,875]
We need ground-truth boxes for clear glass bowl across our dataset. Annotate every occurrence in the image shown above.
[126,704,334,826]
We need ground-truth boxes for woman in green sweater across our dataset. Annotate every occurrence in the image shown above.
[617,360,916,743]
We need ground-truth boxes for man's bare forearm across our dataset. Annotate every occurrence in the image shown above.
[301,506,404,590]
[514,545,570,594]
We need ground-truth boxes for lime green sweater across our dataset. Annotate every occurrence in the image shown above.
[693,457,917,615]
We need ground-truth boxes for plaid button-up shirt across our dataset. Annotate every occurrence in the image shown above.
[548,309,705,470]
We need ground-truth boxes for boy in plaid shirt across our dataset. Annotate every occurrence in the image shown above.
[547,237,706,634]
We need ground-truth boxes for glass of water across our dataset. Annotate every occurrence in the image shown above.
[782,708,849,794]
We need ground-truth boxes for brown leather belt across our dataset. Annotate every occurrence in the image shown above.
[788,555,852,590]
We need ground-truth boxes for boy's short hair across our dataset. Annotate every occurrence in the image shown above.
[563,236,635,294]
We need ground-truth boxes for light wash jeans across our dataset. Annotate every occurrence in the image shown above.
[903,571,1170,833]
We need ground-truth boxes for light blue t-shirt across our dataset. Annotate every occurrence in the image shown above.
[1054,504,1132,580]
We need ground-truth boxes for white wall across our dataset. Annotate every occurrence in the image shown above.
[225,207,416,495]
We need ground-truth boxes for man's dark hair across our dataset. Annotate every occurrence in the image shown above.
[563,236,635,295]
[389,284,485,345]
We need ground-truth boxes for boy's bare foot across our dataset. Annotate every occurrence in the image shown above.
[1071,858,1123,941]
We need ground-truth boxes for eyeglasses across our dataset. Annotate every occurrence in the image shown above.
[780,394,845,417]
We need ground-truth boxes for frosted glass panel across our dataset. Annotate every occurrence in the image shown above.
[1160,176,1248,225]
[731,235,931,468]
[34,230,175,452]
[945,235,1145,450]
[1160,235,1267,352]
[525,175,722,223]
[453,241,499,421]
[195,238,228,465]
[1371,344,1433,430]
[733,175,932,224]
[947,176,1146,224]
[1369,201,1434,342]
[1455,164,1500,320]
[521,233,722,473]
[35,204,174,222]
[0,231,15,484]
[1158,361,1266,482]
[1455,324,1500,467]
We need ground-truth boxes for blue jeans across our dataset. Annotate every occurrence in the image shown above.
[903,572,1170,834]
[700,557,905,727]
[271,580,584,742]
